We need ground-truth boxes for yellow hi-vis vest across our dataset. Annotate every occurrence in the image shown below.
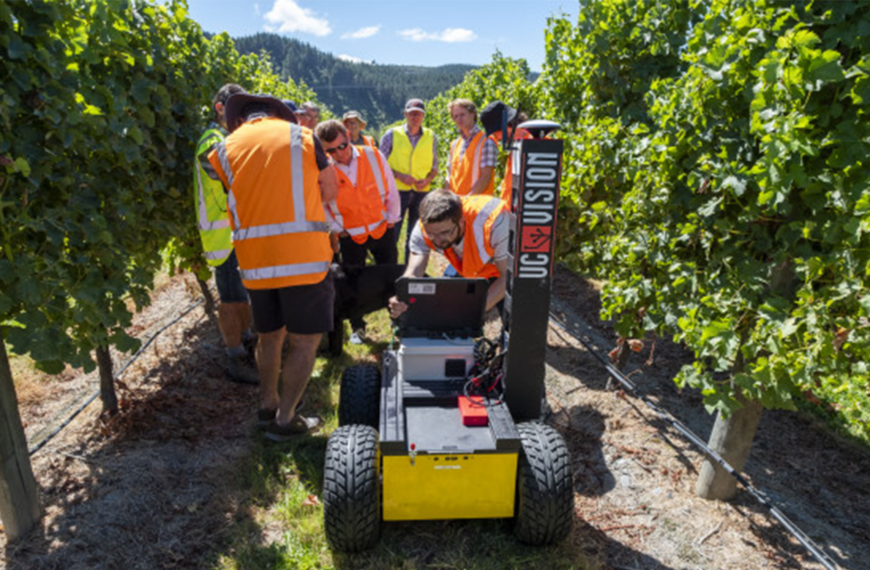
[194,124,233,266]
[387,126,435,192]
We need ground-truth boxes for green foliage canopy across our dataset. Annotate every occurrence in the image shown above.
[540,0,698,270]
[542,0,870,439]
[0,0,320,374]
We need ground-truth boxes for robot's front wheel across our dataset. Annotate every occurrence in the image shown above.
[323,424,381,552]
[513,422,574,545]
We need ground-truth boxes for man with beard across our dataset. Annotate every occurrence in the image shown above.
[387,189,508,319]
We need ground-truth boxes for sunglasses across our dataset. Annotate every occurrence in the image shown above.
[325,141,349,155]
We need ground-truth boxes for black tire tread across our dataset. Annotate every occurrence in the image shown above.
[338,364,381,428]
[514,421,574,545]
[323,425,381,552]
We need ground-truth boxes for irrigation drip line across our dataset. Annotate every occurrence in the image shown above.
[28,294,207,457]
[547,312,839,570]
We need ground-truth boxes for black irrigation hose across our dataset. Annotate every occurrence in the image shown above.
[28,295,207,456]
[547,312,839,570]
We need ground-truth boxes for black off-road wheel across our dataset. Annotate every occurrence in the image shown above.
[513,422,574,545]
[323,425,381,552]
[338,364,381,428]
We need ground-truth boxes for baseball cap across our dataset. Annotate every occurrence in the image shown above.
[404,99,426,114]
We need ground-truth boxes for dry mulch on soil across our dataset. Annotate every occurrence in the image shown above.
[547,265,870,570]
[3,275,259,570]
[2,268,869,569]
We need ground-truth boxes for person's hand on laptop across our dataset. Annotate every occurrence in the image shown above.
[388,295,408,319]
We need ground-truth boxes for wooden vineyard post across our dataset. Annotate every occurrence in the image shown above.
[95,345,118,415]
[196,275,217,316]
[0,332,41,540]
[695,396,764,500]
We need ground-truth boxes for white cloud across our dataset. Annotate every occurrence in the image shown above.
[254,2,260,16]
[397,27,477,43]
[341,25,380,40]
[337,54,374,64]
[263,0,331,37]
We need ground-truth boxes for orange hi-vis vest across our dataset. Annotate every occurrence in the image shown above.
[448,131,495,196]
[353,135,377,149]
[421,195,505,279]
[489,128,531,209]
[209,117,332,290]
[327,146,390,245]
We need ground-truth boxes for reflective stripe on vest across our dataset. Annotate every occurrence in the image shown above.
[215,140,234,189]
[240,260,331,282]
[234,220,330,241]
[345,219,386,237]
[204,248,232,261]
[361,147,387,203]
[195,166,229,232]
[327,198,345,231]
[473,196,502,266]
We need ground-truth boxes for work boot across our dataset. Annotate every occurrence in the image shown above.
[226,353,259,385]
[242,330,258,360]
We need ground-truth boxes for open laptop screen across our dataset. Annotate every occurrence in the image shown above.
[396,277,488,338]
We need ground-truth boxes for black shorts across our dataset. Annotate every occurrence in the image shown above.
[247,273,335,334]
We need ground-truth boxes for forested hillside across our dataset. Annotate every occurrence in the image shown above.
[233,33,475,131]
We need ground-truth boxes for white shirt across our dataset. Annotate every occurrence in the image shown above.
[326,145,402,233]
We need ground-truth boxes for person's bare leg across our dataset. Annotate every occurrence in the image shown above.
[218,301,248,349]
[257,328,286,410]
[235,302,252,337]
[275,332,322,424]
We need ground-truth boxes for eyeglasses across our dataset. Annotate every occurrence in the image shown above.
[325,142,349,155]
[426,223,459,242]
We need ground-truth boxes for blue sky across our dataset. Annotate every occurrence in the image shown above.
[185,0,578,70]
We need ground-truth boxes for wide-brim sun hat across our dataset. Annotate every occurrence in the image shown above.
[342,110,367,129]
[225,93,297,132]
[480,101,518,137]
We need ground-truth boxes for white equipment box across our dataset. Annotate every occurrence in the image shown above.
[398,337,475,381]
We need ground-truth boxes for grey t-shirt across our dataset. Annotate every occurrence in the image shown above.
[408,209,509,265]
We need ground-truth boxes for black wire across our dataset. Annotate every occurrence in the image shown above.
[462,337,506,408]
[28,294,207,456]
[547,311,840,570]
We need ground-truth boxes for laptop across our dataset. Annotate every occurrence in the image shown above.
[395,277,488,338]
